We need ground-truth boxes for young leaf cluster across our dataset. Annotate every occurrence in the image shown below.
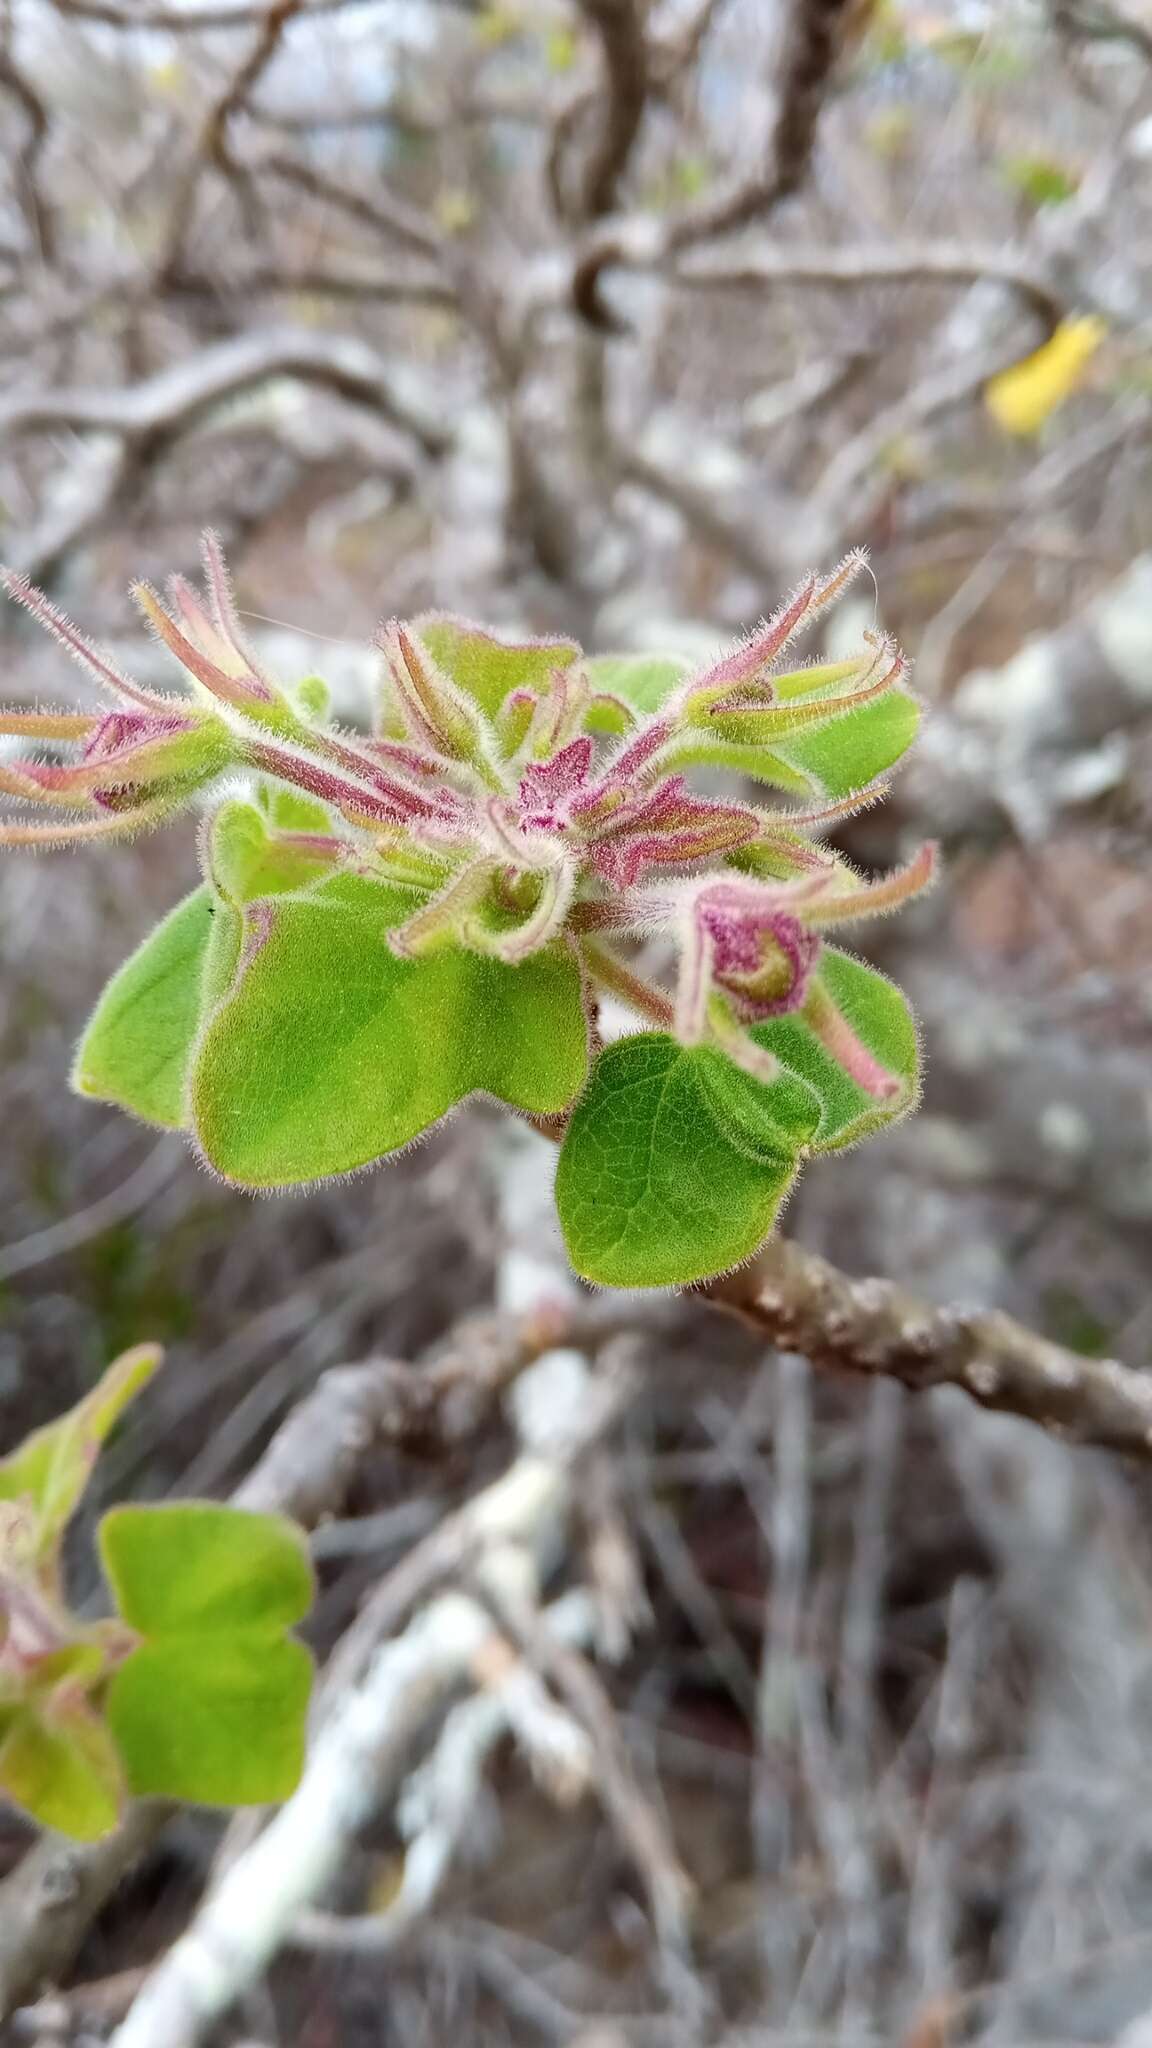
[0,1349,313,1839]
[1,541,934,1288]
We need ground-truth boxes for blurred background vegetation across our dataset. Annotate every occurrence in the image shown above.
[3,1,1152,2043]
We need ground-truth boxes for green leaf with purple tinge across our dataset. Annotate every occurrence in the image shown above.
[583,653,689,732]
[412,615,581,720]
[73,890,222,1129]
[74,802,337,1131]
[775,687,920,798]
[0,1689,125,1841]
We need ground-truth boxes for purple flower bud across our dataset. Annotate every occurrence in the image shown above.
[518,738,594,829]
[581,778,760,890]
[696,882,823,1021]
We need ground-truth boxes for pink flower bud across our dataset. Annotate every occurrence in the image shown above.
[696,881,823,1021]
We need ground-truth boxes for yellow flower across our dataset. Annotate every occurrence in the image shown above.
[985,316,1107,437]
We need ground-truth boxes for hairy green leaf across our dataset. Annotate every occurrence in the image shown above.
[0,1691,124,1840]
[99,1501,313,1635]
[101,1502,313,1807]
[206,799,334,906]
[191,874,588,1187]
[556,1034,814,1287]
[74,804,346,1132]
[661,731,814,794]
[413,616,581,720]
[106,1636,312,1806]
[752,947,919,1150]
[73,891,218,1129]
[583,653,688,717]
[260,785,333,833]
[776,688,920,798]
[666,686,919,799]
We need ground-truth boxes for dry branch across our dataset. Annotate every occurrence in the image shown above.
[2,1209,1151,2021]
[0,1255,676,2022]
[106,1371,643,2041]
[571,0,857,325]
[0,327,448,454]
[0,42,55,264]
[673,242,1066,327]
[576,0,649,221]
[705,1240,1152,1458]
[51,0,460,27]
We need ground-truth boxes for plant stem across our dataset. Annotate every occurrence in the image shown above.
[579,938,674,1028]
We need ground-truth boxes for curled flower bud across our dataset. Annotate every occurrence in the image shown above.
[132,532,283,717]
[676,877,823,1046]
[698,883,823,1020]
[0,701,234,842]
[668,552,868,726]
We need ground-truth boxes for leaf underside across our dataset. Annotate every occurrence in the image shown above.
[73,889,219,1129]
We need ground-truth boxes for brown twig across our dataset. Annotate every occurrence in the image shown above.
[256,151,448,266]
[51,0,463,27]
[673,240,1066,328]
[0,40,55,264]
[472,1575,698,1983]
[147,0,306,284]
[4,1228,1151,2015]
[0,325,449,454]
[576,0,650,221]
[573,0,856,325]
[704,1238,1152,1459]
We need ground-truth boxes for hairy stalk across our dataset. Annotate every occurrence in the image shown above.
[580,937,675,1029]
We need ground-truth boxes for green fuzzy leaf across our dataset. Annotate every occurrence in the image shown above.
[583,653,688,717]
[695,1044,821,1161]
[75,804,344,1133]
[101,1503,313,1807]
[0,1345,161,1564]
[106,1636,312,1806]
[751,947,919,1151]
[206,799,334,906]
[24,1643,108,1697]
[664,732,813,795]
[191,874,588,1187]
[775,688,920,798]
[556,1034,813,1287]
[293,672,331,721]
[0,1691,124,1840]
[670,687,919,799]
[201,900,242,1008]
[99,1502,313,1636]
[413,615,581,720]
[259,784,333,833]
[73,891,218,1129]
